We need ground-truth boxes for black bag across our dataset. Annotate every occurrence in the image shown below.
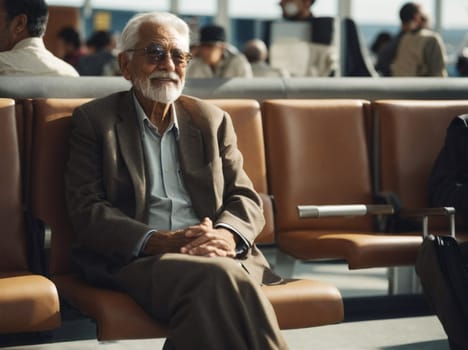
[415,234,468,350]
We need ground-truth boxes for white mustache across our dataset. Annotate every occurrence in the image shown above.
[148,71,180,81]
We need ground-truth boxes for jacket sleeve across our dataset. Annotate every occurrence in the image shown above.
[429,116,468,223]
[65,106,151,266]
[213,112,265,246]
[424,34,447,77]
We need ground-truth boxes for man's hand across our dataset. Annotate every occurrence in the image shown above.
[180,218,237,257]
[142,230,193,255]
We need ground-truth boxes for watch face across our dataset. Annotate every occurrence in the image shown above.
[235,243,249,259]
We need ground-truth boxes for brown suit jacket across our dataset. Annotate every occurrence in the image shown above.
[65,90,280,286]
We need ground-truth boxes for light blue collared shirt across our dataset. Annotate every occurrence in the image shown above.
[133,94,199,231]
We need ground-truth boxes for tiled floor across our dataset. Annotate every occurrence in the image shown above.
[0,246,451,350]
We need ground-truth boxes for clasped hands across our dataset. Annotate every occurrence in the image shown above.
[143,217,238,258]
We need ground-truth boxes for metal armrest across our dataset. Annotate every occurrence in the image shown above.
[297,204,394,218]
[399,207,455,217]
[399,207,456,238]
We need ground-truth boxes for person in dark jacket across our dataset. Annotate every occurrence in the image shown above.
[429,114,468,226]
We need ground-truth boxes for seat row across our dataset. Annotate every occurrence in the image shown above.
[1,96,467,339]
[264,99,468,271]
[0,99,60,335]
[1,98,343,340]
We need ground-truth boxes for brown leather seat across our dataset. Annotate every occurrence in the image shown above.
[376,99,468,240]
[0,98,60,334]
[262,99,422,269]
[29,98,343,340]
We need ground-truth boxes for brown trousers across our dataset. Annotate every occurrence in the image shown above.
[115,253,288,350]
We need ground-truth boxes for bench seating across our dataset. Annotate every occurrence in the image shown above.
[0,98,60,334]
[261,99,423,270]
[28,98,343,340]
[9,93,468,340]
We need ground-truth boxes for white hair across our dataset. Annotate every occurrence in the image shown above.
[118,12,190,55]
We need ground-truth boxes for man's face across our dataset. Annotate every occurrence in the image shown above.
[279,0,309,19]
[120,21,189,104]
[198,43,224,66]
[414,7,429,29]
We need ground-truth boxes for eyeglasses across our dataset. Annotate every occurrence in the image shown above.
[126,43,192,66]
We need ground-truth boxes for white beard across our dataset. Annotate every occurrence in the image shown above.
[134,72,184,104]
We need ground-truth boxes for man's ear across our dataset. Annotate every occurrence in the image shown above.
[11,14,28,37]
[118,52,132,81]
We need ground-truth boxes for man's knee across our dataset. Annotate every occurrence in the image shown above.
[157,254,248,285]
[202,257,247,282]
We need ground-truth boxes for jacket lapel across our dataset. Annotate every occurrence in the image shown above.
[115,91,147,221]
[175,99,217,219]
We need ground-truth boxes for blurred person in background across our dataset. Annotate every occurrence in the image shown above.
[56,26,84,68]
[76,30,119,76]
[279,0,315,20]
[391,2,447,77]
[369,31,392,66]
[376,2,447,77]
[186,24,252,78]
[375,2,424,76]
[243,39,289,77]
[270,0,337,76]
[0,0,79,76]
[456,48,468,77]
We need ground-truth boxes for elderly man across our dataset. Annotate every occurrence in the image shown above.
[65,12,287,350]
[0,0,78,76]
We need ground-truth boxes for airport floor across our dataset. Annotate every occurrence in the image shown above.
[0,246,450,350]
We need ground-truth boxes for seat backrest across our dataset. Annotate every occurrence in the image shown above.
[206,99,272,243]
[0,98,29,273]
[376,100,468,218]
[376,100,468,207]
[262,99,374,233]
[30,99,91,275]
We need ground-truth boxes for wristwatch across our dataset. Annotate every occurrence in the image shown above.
[235,241,249,259]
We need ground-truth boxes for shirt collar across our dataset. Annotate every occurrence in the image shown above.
[12,37,45,51]
[132,92,180,138]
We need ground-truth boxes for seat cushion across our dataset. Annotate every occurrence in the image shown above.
[54,274,168,340]
[262,278,344,329]
[0,274,60,333]
[277,231,423,269]
[55,273,343,340]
